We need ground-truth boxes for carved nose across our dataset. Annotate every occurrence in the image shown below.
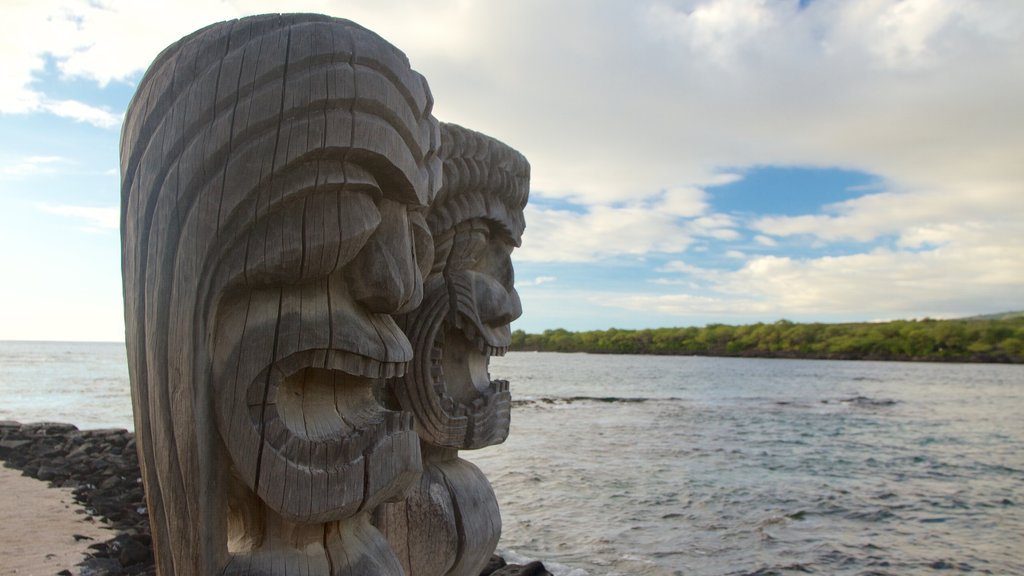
[348,201,423,314]
[472,274,522,327]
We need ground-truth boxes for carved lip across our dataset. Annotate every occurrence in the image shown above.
[249,348,415,468]
[430,319,511,421]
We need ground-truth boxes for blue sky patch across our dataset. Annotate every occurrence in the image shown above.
[707,166,882,217]
[528,195,590,214]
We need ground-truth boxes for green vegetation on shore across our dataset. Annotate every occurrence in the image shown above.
[510,314,1024,363]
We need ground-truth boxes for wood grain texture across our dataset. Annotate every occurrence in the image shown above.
[122,14,440,575]
[376,123,530,576]
[388,124,529,451]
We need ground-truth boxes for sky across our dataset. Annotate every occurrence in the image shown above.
[1,0,1022,342]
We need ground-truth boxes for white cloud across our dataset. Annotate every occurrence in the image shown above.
[517,204,694,262]
[605,219,1024,320]
[5,1,1022,206]
[831,0,964,69]
[897,223,961,249]
[518,276,557,287]
[516,200,742,262]
[658,187,709,217]
[0,0,485,103]
[647,0,781,67]
[40,204,119,232]
[655,260,707,275]
[649,278,699,288]
[664,214,742,243]
[0,156,67,178]
[0,0,73,113]
[753,182,1024,244]
[42,99,121,128]
[0,0,238,93]
[1,0,1022,332]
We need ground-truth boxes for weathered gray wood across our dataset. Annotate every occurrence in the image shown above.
[121,14,441,575]
[376,123,530,576]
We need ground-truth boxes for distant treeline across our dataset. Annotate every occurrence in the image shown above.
[510,316,1024,363]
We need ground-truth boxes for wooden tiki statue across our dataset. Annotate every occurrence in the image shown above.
[374,123,530,575]
[120,14,440,575]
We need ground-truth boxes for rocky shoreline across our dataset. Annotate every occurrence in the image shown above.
[0,421,551,576]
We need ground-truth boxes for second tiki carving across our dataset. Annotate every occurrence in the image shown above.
[375,123,529,576]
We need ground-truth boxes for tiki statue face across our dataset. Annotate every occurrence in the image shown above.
[210,187,433,525]
[121,14,440,573]
[391,123,529,450]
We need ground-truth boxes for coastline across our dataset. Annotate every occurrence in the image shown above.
[510,347,1024,364]
[0,421,552,576]
[510,315,1024,364]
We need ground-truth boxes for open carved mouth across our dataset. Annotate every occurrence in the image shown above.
[426,320,511,448]
[438,323,508,406]
[231,347,420,521]
[250,349,416,468]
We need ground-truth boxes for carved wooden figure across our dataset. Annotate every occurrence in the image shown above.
[120,14,440,575]
[374,123,530,576]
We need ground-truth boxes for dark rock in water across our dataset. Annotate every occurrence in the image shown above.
[480,554,508,574]
[489,560,553,576]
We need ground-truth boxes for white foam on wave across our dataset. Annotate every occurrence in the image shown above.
[497,549,591,576]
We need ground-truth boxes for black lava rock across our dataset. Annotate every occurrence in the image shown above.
[488,560,554,576]
[0,421,153,575]
[2,420,543,576]
[481,554,508,575]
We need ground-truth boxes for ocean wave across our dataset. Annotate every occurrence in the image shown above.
[498,549,590,576]
[512,396,682,407]
[823,395,897,407]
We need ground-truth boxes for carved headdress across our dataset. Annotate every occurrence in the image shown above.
[430,123,529,249]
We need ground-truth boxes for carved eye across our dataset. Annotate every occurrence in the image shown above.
[240,189,381,287]
[465,228,489,262]
[479,239,515,291]
[449,221,489,269]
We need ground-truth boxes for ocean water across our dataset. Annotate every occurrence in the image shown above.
[1,342,1022,575]
[0,341,132,429]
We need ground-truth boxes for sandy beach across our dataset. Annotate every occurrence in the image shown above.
[0,420,548,576]
[0,465,112,575]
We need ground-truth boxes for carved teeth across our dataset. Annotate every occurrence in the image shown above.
[323,349,405,380]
